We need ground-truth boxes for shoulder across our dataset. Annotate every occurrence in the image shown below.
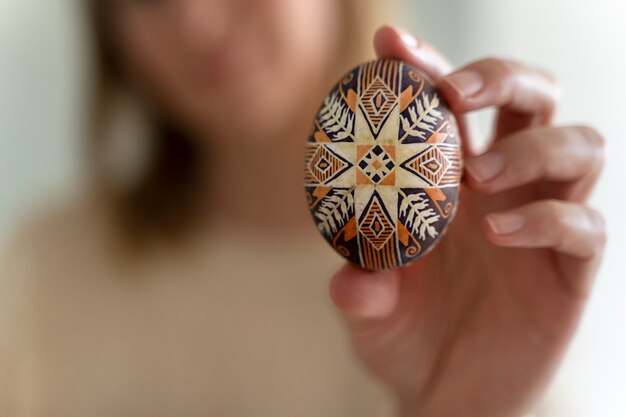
[0,193,120,323]
[1,194,111,278]
[0,191,115,317]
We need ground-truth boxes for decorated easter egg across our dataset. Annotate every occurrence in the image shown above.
[304,59,463,270]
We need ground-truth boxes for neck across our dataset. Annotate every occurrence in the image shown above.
[204,119,315,237]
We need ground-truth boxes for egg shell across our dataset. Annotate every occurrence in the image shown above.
[304,59,463,271]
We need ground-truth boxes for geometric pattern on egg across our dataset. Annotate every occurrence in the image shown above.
[305,59,463,270]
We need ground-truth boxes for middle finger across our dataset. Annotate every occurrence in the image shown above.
[464,125,605,202]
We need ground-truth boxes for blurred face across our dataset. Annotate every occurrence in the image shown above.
[109,0,342,143]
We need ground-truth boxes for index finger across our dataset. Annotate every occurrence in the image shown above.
[438,58,559,139]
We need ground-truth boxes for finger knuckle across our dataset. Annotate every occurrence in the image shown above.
[477,58,558,113]
[537,68,560,104]
[525,134,551,174]
[578,125,606,168]
[587,207,608,248]
[544,200,566,224]
[539,68,558,88]
[578,125,605,148]
[479,57,520,78]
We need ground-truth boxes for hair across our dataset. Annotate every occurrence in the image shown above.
[87,0,387,248]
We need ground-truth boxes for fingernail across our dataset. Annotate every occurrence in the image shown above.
[465,150,506,183]
[444,70,484,98]
[486,212,525,235]
[394,26,419,49]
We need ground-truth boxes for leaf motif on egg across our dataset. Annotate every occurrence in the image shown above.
[400,93,444,142]
[315,187,354,237]
[398,190,440,241]
[318,90,355,141]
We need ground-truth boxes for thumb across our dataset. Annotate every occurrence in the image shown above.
[374,25,480,156]
[329,263,401,321]
[374,24,453,81]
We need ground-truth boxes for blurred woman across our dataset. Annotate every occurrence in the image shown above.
[0,0,605,416]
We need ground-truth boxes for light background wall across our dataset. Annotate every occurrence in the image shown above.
[1,1,625,416]
[0,0,87,246]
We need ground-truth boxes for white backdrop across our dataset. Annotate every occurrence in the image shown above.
[1,1,625,416]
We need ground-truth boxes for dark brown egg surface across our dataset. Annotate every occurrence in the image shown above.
[304,59,463,270]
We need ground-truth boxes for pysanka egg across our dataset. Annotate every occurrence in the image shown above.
[304,59,463,271]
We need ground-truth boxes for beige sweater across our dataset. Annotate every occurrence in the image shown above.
[0,200,394,417]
